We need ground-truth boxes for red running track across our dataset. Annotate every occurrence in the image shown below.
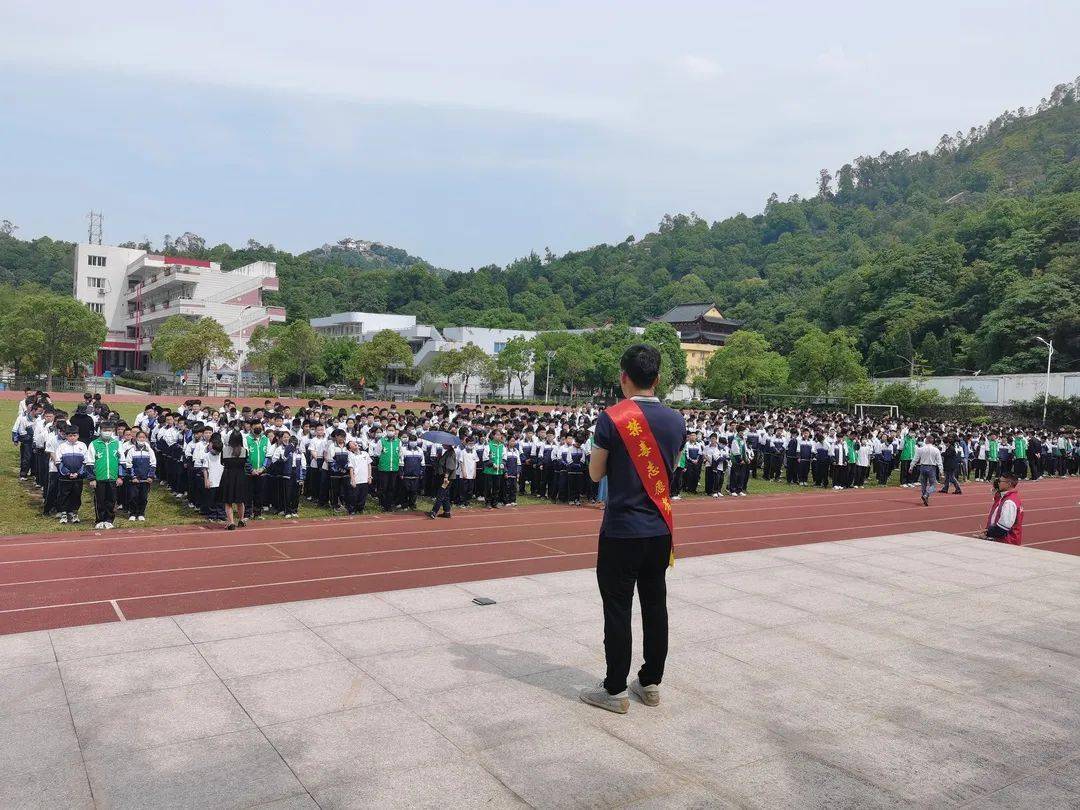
[1,478,1077,635]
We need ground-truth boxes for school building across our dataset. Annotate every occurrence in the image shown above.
[310,312,538,399]
[73,243,286,377]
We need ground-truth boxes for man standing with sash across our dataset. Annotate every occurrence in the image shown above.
[580,344,684,714]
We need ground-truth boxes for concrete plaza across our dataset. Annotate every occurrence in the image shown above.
[1,531,1077,808]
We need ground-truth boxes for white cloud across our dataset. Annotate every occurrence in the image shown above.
[677,55,723,80]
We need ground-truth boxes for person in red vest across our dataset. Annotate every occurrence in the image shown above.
[984,470,1023,545]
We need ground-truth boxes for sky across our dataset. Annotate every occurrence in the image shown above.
[1,1,1077,269]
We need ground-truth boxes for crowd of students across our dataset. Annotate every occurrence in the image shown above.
[11,390,1079,529]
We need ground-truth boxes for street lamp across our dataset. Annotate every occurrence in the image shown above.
[1034,336,1054,423]
[544,350,556,404]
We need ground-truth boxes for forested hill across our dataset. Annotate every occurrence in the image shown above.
[242,81,1080,375]
[1,78,1077,375]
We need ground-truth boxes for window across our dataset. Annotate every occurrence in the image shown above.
[87,255,106,267]
[87,276,106,289]
[87,302,104,314]
[494,342,506,354]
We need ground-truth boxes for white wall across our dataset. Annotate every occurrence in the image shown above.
[875,373,1080,406]
[72,244,144,340]
[311,312,416,337]
[440,326,537,354]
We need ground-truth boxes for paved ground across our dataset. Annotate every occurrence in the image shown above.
[1,531,1078,808]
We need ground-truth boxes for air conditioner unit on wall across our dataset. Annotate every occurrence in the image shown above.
[97,288,107,296]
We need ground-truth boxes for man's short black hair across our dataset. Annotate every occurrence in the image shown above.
[620,344,662,389]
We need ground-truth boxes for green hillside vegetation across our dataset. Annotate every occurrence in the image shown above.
[2,78,1077,380]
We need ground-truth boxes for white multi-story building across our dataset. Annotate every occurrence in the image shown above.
[72,243,286,376]
[310,311,539,398]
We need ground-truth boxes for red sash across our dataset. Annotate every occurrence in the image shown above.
[606,398,676,566]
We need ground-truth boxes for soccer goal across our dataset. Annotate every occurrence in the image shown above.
[854,403,900,421]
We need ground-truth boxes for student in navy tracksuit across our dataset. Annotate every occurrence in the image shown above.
[785,433,800,484]
[327,430,351,511]
[122,432,157,521]
[503,440,520,505]
[812,434,831,488]
[54,426,88,524]
[797,430,813,486]
[401,440,425,510]
[567,439,586,505]
[281,437,306,518]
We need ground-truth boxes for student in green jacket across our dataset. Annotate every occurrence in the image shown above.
[245,422,270,518]
[899,432,917,487]
[376,426,402,512]
[1012,433,1028,480]
[483,430,506,509]
[86,422,123,529]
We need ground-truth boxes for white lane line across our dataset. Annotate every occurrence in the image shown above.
[3,494,1077,567]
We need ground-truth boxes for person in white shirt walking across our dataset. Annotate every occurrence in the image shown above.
[909,435,945,507]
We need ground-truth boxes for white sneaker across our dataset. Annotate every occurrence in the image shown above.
[672,495,681,501]
[579,683,629,714]
[70,515,80,524]
[630,678,660,707]
[94,522,105,529]
[739,491,747,496]
[137,515,146,521]
[59,514,69,524]
[129,515,137,521]
[105,522,114,529]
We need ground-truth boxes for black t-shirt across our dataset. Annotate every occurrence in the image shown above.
[594,398,685,539]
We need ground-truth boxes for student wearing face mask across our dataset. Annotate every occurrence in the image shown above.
[85,422,123,529]
[245,421,270,519]
[375,426,403,512]
[122,429,156,521]
[401,436,425,510]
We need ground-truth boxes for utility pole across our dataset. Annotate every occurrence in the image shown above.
[544,350,556,404]
[1035,336,1054,423]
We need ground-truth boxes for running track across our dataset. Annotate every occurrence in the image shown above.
[1,478,1077,635]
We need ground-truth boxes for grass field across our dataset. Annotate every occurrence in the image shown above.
[1,399,900,536]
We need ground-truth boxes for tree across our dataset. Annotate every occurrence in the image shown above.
[789,328,867,402]
[428,348,463,399]
[700,330,789,402]
[480,355,504,398]
[950,387,986,421]
[319,337,359,386]
[641,322,687,397]
[276,320,325,389]
[346,329,413,393]
[246,323,290,387]
[496,335,532,397]
[18,292,107,389]
[151,316,236,393]
[457,343,489,399]
[554,339,592,400]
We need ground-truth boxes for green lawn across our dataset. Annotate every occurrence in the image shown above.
[2,399,901,536]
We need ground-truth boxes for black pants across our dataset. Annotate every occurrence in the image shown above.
[346,482,369,514]
[797,459,811,484]
[284,478,301,514]
[94,481,117,524]
[58,477,83,515]
[431,483,453,515]
[503,475,517,504]
[1013,459,1028,480]
[128,481,150,518]
[597,533,671,694]
[378,471,399,511]
[402,476,420,509]
[456,477,474,505]
[43,471,59,515]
